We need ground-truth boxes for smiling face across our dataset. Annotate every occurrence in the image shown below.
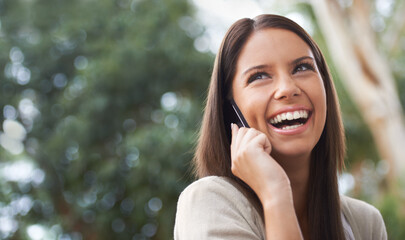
[232,28,327,161]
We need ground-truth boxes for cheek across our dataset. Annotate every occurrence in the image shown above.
[316,88,327,126]
[313,77,327,107]
[320,84,327,113]
[242,93,270,126]
[307,78,327,125]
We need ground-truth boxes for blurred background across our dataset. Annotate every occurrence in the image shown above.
[0,0,404,239]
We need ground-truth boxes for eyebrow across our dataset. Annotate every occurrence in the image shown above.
[242,64,269,76]
[291,56,314,65]
[241,56,315,76]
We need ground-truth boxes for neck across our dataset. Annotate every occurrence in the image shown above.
[273,152,311,237]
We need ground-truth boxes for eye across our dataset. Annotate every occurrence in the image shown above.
[247,72,270,83]
[293,62,315,74]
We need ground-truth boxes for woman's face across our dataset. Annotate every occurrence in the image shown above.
[231,28,327,160]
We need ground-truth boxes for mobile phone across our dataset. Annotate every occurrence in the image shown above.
[230,99,250,128]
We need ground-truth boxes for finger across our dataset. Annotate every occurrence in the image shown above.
[230,123,240,175]
[233,126,248,150]
[239,128,261,147]
[231,123,239,145]
[249,132,272,154]
[231,123,240,154]
[264,138,272,154]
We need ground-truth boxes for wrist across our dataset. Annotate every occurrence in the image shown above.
[259,179,294,209]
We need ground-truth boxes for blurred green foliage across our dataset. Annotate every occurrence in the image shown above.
[378,193,405,239]
[0,0,212,239]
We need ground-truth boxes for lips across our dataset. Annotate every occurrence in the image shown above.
[268,109,312,131]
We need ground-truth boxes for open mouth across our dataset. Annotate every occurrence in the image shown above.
[269,110,311,130]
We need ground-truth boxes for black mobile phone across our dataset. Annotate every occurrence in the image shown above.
[230,99,250,128]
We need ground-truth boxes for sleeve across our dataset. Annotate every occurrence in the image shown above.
[174,177,264,240]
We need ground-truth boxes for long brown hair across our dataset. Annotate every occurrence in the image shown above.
[194,14,346,240]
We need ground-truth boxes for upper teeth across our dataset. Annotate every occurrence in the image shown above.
[269,110,309,124]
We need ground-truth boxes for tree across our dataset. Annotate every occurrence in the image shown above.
[0,0,212,239]
[309,0,405,186]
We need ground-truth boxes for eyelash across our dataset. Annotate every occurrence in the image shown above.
[247,72,270,83]
[293,62,315,74]
[246,61,316,84]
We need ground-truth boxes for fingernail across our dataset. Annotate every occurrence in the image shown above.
[231,123,234,130]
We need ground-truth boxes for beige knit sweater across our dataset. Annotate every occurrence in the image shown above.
[174,176,387,240]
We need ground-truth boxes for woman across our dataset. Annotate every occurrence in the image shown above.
[174,14,387,239]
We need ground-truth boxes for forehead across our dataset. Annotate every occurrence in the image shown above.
[236,28,314,70]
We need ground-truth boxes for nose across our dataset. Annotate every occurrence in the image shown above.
[273,74,301,100]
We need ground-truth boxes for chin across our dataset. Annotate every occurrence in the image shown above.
[271,143,313,161]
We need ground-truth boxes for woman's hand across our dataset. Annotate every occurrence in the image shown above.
[230,124,290,202]
[231,124,303,240]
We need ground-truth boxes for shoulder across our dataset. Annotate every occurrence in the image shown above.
[341,195,387,240]
[177,176,249,204]
[341,195,381,218]
[174,176,264,240]
[176,176,260,221]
